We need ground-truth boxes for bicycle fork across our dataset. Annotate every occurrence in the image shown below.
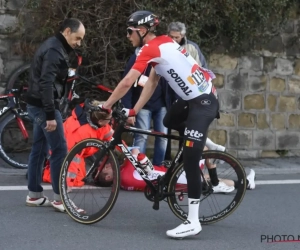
[16,115,29,142]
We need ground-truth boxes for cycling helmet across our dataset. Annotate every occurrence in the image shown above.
[127,10,159,47]
[84,99,110,129]
[127,10,159,28]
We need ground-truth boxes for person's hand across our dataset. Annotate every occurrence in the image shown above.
[45,120,57,132]
[98,104,112,114]
[127,117,135,125]
[121,108,136,117]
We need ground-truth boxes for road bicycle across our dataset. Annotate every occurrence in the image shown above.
[59,103,247,225]
[0,87,32,168]
[0,58,113,169]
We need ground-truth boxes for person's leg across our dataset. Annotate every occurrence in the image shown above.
[167,93,218,238]
[163,99,188,164]
[205,158,234,193]
[152,107,168,165]
[163,99,188,131]
[206,137,226,151]
[164,128,172,161]
[26,105,51,206]
[43,110,68,202]
[133,109,151,154]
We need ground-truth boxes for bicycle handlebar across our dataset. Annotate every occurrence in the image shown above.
[76,75,113,93]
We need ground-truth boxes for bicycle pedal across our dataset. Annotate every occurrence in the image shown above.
[152,201,159,210]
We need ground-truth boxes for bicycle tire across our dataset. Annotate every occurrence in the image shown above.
[0,111,32,169]
[59,138,120,224]
[167,150,247,225]
[5,63,31,91]
[5,63,31,111]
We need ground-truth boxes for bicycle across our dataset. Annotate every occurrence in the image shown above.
[0,57,113,169]
[59,103,247,226]
[0,87,32,168]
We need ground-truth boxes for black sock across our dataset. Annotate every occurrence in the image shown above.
[208,168,219,186]
[234,179,249,189]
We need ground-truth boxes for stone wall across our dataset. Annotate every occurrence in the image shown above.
[207,19,300,159]
[0,0,25,94]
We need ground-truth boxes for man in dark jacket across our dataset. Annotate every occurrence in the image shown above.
[25,18,85,212]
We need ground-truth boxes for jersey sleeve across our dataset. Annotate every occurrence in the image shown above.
[131,43,160,73]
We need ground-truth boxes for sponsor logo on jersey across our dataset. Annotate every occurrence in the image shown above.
[187,64,209,92]
[167,69,192,96]
[184,128,203,141]
[201,99,211,105]
[177,46,189,57]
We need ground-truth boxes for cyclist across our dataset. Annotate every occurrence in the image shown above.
[100,10,220,238]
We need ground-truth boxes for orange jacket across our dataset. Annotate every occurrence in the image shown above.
[63,103,113,150]
[43,103,113,186]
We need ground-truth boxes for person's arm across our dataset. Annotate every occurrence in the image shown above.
[193,43,207,68]
[133,68,160,113]
[39,48,62,120]
[104,43,158,110]
[104,69,141,109]
[121,54,137,109]
[188,40,207,68]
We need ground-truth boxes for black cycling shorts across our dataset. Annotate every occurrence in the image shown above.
[163,92,219,198]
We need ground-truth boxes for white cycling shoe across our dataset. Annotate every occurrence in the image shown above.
[247,169,256,190]
[213,181,235,193]
[166,220,202,239]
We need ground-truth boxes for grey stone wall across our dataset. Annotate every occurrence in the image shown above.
[206,19,300,158]
[0,0,25,93]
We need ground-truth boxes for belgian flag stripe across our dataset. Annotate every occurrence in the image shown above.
[185,140,194,147]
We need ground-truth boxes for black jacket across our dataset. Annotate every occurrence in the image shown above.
[26,33,73,120]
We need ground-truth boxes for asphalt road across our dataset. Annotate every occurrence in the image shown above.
[0,170,300,250]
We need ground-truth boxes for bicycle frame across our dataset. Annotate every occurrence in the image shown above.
[60,73,113,120]
[84,109,202,210]
[0,89,30,140]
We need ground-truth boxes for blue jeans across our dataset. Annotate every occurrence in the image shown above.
[133,107,168,165]
[27,105,67,201]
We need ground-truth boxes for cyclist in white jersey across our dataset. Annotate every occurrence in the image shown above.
[101,10,219,239]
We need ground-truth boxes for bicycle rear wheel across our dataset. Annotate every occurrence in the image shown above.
[59,138,120,224]
[167,150,247,225]
[0,111,33,169]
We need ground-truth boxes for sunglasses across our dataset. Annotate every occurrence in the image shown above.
[127,27,141,36]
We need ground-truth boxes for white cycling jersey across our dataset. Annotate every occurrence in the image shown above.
[132,35,216,101]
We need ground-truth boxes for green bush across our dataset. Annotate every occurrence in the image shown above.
[16,0,299,88]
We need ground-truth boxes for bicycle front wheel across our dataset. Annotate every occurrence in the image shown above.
[0,111,33,169]
[167,150,247,225]
[59,138,120,224]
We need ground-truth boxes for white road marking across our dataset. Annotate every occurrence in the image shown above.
[0,179,299,191]
[0,185,108,191]
[255,180,300,185]
[0,186,52,191]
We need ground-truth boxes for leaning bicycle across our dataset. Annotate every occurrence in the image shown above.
[0,57,112,169]
[59,103,247,225]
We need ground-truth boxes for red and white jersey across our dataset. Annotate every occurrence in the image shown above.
[120,158,206,191]
[132,35,216,101]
